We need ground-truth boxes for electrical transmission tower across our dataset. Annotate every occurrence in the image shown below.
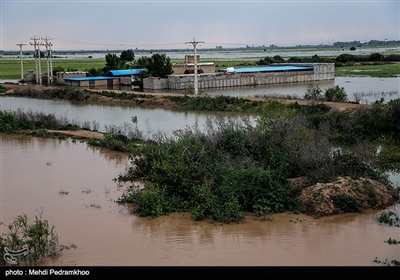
[185,38,204,95]
[41,36,53,85]
[30,36,42,85]
[16,43,27,80]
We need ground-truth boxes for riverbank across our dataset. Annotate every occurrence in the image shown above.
[0,82,369,113]
[1,82,399,221]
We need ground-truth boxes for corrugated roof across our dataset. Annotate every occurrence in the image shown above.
[107,68,148,76]
[64,76,117,81]
[227,65,314,73]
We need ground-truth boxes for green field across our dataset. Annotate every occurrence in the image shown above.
[1,56,400,80]
[334,62,400,78]
[0,58,106,80]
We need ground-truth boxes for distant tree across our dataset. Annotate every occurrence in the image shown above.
[120,49,135,62]
[273,55,285,63]
[52,66,64,76]
[34,50,46,58]
[369,53,384,61]
[86,67,104,76]
[140,53,173,78]
[312,54,322,62]
[257,56,275,65]
[133,53,173,89]
[335,53,356,63]
[287,57,303,63]
[103,53,122,71]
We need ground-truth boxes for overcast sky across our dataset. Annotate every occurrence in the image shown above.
[1,0,399,51]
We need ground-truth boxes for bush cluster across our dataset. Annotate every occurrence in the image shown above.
[304,84,347,102]
[116,100,397,222]
[0,210,76,266]
[0,108,80,133]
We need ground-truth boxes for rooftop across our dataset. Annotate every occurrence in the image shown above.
[227,65,314,73]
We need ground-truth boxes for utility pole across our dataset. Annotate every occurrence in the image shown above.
[16,43,27,81]
[42,36,53,85]
[30,36,42,85]
[185,38,204,95]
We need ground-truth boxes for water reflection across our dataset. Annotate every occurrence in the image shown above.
[0,96,249,136]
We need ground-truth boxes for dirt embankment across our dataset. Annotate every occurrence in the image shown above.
[0,83,369,113]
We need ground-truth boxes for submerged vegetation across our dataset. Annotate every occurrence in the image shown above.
[114,98,400,222]
[373,210,400,266]
[0,209,76,266]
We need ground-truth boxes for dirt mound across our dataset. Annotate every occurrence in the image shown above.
[298,176,399,217]
[85,93,175,107]
[47,129,104,139]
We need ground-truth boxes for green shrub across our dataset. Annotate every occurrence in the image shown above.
[0,210,76,266]
[324,85,348,102]
[369,53,384,61]
[304,84,323,100]
[336,53,356,63]
[378,211,400,227]
[137,187,170,218]
[331,194,361,213]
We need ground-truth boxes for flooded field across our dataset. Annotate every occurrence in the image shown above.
[1,134,399,267]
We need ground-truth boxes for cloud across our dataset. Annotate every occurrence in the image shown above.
[1,0,398,50]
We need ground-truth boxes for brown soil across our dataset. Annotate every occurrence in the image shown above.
[46,129,105,139]
[293,176,399,217]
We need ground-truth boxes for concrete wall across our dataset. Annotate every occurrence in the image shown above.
[272,63,335,81]
[173,63,215,75]
[185,54,201,63]
[166,63,334,91]
[143,77,169,90]
[65,78,120,90]
[55,72,87,83]
[168,71,315,90]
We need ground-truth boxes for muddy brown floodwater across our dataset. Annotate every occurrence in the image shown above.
[1,134,399,266]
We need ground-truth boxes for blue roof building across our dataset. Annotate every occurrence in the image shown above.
[105,68,148,76]
[62,68,149,90]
